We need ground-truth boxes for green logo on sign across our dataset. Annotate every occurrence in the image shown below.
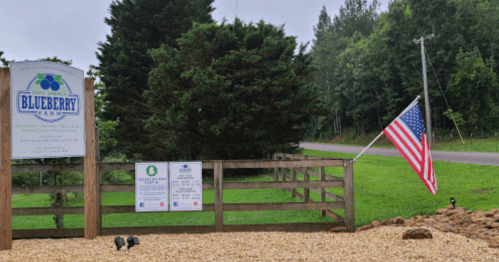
[146,165,158,176]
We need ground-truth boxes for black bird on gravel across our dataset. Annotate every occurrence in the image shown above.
[450,197,456,207]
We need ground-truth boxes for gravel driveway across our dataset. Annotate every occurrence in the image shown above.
[300,142,499,166]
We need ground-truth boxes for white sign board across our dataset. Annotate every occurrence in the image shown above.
[135,163,169,212]
[169,162,203,211]
[10,61,85,159]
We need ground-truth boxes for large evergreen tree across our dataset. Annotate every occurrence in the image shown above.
[96,0,214,158]
[332,0,380,38]
[144,20,325,161]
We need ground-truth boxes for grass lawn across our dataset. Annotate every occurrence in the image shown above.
[12,174,334,230]
[303,149,499,227]
[12,149,499,229]
[307,132,499,153]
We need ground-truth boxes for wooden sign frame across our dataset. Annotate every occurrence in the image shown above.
[0,69,96,250]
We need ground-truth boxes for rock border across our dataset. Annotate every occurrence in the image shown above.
[352,205,499,248]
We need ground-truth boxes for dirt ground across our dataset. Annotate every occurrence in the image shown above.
[1,226,498,261]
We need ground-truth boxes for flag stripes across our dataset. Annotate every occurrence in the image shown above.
[383,102,438,195]
[384,120,422,173]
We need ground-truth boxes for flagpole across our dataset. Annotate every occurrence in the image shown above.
[353,131,384,161]
[353,95,421,162]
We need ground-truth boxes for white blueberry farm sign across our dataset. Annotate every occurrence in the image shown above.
[10,61,85,159]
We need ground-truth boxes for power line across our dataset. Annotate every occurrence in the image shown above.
[424,47,451,110]
[424,47,465,144]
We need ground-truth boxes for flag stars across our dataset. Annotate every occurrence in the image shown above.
[400,104,425,142]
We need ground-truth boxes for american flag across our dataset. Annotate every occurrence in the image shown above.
[383,102,438,194]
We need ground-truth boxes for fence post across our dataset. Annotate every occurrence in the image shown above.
[267,152,271,176]
[290,155,296,198]
[303,155,309,202]
[214,160,223,232]
[0,69,12,250]
[84,78,97,239]
[343,159,355,232]
[281,154,287,185]
[273,154,278,181]
[319,157,326,217]
[95,127,101,236]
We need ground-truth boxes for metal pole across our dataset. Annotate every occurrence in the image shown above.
[353,131,384,162]
[421,37,432,147]
[354,95,420,161]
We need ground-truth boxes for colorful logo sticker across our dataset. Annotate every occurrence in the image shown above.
[17,73,80,123]
[179,164,191,173]
[146,165,158,176]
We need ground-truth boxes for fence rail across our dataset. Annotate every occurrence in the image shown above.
[273,153,354,226]
[10,154,355,238]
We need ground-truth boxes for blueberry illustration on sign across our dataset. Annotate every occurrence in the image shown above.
[183,165,188,168]
[36,73,63,91]
[17,73,80,123]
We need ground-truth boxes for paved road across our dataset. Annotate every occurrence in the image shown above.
[300,142,499,166]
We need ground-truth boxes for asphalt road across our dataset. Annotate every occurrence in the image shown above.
[299,142,499,166]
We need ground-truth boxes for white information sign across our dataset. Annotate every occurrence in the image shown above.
[135,163,169,212]
[10,61,85,159]
[169,162,203,211]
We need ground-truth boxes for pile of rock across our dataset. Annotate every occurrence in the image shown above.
[354,205,499,248]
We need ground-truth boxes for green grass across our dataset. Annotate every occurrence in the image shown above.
[303,149,499,227]
[431,136,499,153]
[12,174,334,230]
[307,131,499,153]
[12,149,499,229]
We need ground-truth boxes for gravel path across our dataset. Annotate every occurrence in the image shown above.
[300,142,499,166]
[1,228,498,261]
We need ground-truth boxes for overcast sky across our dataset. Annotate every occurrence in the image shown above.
[0,0,388,76]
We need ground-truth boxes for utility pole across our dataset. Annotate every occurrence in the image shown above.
[414,34,434,147]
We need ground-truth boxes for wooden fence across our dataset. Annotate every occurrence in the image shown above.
[273,153,354,231]
[10,154,354,239]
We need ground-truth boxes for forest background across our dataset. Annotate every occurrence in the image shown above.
[307,0,499,141]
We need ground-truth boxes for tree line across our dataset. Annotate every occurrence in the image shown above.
[307,0,499,140]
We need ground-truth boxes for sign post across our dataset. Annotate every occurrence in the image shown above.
[83,78,96,239]
[0,69,12,250]
[7,61,95,241]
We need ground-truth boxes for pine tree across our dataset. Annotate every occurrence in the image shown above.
[145,20,325,161]
[332,0,380,38]
[96,0,214,158]
[313,6,332,47]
